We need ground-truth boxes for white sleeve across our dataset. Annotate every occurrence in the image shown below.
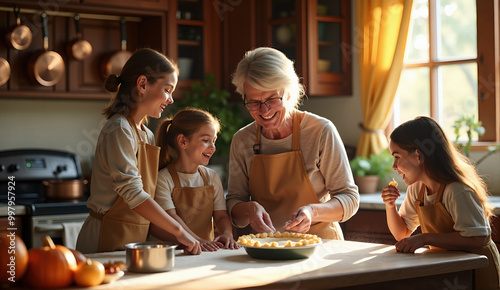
[154,168,176,211]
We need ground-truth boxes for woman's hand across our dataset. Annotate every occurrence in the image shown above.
[283,205,313,233]
[381,185,400,208]
[214,233,240,250]
[248,202,276,233]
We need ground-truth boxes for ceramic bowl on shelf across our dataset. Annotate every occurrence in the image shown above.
[318,59,331,73]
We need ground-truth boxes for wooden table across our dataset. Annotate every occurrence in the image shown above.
[78,240,487,289]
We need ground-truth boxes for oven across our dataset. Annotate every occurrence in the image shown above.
[0,149,89,249]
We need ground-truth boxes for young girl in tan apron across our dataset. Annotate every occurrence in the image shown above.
[382,116,500,289]
[151,108,239,251]
[76,48,200,255]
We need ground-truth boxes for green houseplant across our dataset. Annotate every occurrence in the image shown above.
[453,115,500,166]
[350,149,393,193]
[169,73,250,158]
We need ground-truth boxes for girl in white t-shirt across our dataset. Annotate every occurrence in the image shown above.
[381,116,499,289]
[152,108,239,251]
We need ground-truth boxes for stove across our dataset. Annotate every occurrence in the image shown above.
[0,149,89,248]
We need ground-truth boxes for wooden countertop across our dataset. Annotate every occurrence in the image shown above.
[81,240,487,289]
[359,193,500,214]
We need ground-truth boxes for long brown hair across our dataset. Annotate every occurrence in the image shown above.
[103,48,179,120]
[390,116,493,219]
[156,108,221,170]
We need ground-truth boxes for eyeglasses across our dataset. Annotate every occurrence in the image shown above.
[244,95,283,111]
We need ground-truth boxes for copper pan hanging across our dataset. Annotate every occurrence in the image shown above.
[6,6,32,51]
[102,17,132,77]
[0,57,10,86]
[29,12,65,87]
[68,14,92,60]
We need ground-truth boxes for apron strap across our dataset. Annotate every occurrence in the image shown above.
[167,163,209,187]
[416,185,426,206]
[167,163,182,188]
[254,125,262,154]
[434,183,446,204]
[126,117,146,144]
[89,209,103,220]
[416,183,446,206]
[198,167,209,186]
[253,110,301,154]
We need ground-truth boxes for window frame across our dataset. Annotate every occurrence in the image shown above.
[391,0,499,151]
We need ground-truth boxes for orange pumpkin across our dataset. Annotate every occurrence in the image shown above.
[0,232,28,284]
[24,236,77,288]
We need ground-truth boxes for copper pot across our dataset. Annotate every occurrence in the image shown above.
[102,17,132,78]
[43,179,88,200]
[6,6,32,51]
[69,14,92,60]
[29,12,65,87]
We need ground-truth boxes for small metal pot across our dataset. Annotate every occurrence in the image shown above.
[125,242,178,273]
[43,179,88,200]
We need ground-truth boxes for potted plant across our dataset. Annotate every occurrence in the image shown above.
[350,149,393,193]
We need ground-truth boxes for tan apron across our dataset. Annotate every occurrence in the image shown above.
[248,111,342,239]
[167,163,215,241]
[415,184,500,289]
[90,118,160,252]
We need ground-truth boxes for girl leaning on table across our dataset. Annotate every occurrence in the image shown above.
[76,48,201,255]
[150,108,239,251]
[381,116,500,289]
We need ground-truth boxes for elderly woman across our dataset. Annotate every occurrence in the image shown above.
[226,47,359,239]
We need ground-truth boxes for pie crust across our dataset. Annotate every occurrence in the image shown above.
[237,231,321,248]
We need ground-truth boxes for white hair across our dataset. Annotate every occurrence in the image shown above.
[232,47,305,119]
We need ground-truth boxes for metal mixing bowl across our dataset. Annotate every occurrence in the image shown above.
[125,242,178,273]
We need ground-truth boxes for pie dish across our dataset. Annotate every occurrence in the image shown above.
[237,232,322,260]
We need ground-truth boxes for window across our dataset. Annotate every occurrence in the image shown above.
[393,0,499,145]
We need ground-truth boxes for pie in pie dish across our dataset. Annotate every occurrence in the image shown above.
[237,231,321,248]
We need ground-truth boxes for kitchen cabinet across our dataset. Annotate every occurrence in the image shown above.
[0,1,166,100]
[257,0,352,96]
[168,0,221,94]
[82,0,169,11]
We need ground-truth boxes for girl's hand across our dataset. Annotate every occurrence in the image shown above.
[394,234,426,253]
[283,205,313,233]
[214,234,240,250]
[381,185,400,208]
[199,239,223,252]
[177,232,201,255]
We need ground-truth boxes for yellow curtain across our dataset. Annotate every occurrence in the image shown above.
[356,0,413,157]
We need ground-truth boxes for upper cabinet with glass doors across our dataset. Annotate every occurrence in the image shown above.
[262,0,351,96]
[169,0,221,92]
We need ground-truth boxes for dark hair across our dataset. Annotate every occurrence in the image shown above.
[156,108,221,170]
[391,116,492,219]
[103,48,179,119]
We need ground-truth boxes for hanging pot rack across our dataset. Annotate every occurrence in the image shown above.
[0,6,141,22]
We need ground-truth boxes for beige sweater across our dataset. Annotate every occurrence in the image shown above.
[226,111,360,225]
